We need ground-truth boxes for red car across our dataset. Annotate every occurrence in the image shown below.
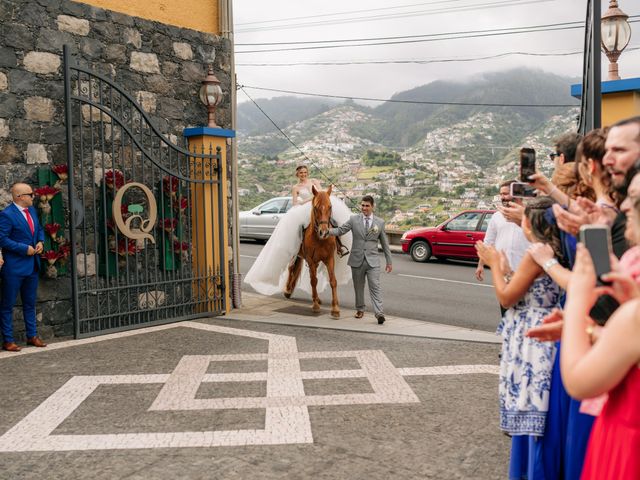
[400,209,496,262]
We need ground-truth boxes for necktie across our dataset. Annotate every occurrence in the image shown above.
[23,208,34,235]
[365,216,370,231]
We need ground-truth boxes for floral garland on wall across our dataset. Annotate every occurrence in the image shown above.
[159,175,191,269]
[35,164,71,278]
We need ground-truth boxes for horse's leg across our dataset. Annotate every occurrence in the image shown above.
[309,261,321,313]
[326,254,340,318]
[284,248,304,298]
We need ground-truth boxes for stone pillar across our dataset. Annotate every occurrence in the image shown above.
[183,127,235,314]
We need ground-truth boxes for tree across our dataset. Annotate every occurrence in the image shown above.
[362,150,402,167]
[484,186,499,197]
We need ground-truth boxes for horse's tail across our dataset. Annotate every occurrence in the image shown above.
[284,254,304,298]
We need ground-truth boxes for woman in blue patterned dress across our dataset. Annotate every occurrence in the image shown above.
[476,196,565,479]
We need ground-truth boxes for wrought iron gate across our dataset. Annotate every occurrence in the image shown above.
[63,46,226,338]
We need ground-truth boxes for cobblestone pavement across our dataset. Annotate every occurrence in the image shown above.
[0,318,508,479]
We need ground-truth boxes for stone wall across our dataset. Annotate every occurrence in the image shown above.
[0,0,232,338]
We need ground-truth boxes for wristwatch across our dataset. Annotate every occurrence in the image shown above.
[542,258,559,273]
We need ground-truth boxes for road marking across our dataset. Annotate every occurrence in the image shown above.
[240,254,258,259]
[398,274,494,288]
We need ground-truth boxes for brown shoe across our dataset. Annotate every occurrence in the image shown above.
[27,337,47,347]
[2,342,22,352]
[354,310,364,319]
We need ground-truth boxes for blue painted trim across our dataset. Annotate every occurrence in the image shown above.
[183,127,236,138]
[571,77,640,98]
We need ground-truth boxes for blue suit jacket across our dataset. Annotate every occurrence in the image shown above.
[0,204,44,276]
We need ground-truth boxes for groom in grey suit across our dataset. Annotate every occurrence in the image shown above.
[329,195,392,324]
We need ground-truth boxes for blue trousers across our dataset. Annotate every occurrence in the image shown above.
[543,347,595,480]
[509,435,545,480]
[0,270,39,342]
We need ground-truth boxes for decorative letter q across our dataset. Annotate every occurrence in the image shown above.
[112,182,157,244]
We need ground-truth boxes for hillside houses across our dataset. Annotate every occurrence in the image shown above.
[237,102,579,229]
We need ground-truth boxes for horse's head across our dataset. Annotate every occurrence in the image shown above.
[311,184,333,239]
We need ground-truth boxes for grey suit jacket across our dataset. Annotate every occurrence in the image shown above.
[330,214,392,268]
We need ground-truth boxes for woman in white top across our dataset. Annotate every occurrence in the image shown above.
[244,165,353,297]
[292,165,321,206]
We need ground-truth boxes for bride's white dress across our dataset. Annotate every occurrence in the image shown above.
[244,187,353,296]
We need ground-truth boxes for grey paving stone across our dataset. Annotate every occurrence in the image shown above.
[0,318,508,479]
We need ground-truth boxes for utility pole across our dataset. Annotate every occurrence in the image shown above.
[583,0,602,132]
[220,0,242,307]
[591,0,602,130]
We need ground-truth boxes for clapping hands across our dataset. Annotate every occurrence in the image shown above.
[552,197,617,236]
[497,202,524,225]
[599,254,640,304]
[526,308,564,342]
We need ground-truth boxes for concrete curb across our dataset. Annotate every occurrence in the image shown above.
[232,292,500,344]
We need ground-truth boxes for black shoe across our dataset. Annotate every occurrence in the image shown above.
[376,314,385,325]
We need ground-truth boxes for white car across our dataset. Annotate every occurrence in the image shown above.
[239,196,293,241]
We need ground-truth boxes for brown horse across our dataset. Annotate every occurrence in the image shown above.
[284,185,340,318]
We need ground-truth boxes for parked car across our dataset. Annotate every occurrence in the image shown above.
[239,196,293,241]
[400,209,496,262]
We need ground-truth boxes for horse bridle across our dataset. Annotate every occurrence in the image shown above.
[313,202,332,236]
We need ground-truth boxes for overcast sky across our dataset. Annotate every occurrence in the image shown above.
[233,0,640,105]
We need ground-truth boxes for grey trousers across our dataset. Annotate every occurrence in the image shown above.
[351,260,383,316]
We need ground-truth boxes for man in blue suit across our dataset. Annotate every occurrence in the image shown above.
[0,183,46,351]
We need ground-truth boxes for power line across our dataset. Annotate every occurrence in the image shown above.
[236,45,640,66]
[235,16,640,53]
[238,86,356,207]
[237,49,583,66]
[239,85,579,108]
[236,19,583,46]
[236,0,554,33]
[236,25,584,54]
[236,0,476,26]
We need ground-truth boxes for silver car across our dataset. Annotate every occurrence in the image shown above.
[239,196,293,241]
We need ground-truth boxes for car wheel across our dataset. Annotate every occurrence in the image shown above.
[410,240,431,262]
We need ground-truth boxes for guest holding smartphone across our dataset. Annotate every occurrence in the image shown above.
[561,244,640,479]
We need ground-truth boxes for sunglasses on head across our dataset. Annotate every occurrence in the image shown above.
[549,152,561,160]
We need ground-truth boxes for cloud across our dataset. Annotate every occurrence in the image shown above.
[234,0,640,103]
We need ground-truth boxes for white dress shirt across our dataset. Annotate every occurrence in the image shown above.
[13,202,30,224]
[484,211,530,272]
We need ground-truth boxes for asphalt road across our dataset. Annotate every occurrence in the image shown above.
[239,242,501,332]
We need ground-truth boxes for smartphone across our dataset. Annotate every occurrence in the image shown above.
[510,182,537,198]
[579,225,612,285]
[520,148,536,182]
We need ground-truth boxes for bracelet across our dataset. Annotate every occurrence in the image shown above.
[548,185,558,197]
[542,258,559,272]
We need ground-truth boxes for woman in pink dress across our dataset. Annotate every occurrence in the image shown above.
[561,241,640,480]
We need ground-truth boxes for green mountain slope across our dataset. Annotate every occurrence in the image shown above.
[237,68,581,223]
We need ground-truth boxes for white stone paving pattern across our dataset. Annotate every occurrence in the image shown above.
[0,321,498,452]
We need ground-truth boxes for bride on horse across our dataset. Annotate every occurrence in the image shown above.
[244,165,353,297]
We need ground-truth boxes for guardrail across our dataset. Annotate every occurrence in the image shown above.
[385,229,406,246]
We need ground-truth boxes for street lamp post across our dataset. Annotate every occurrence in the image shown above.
[601,0,632,81]
[199,66,224,128]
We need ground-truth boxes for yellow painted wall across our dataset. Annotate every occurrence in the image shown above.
[602,91,640,127]
[74,0,219,34]
[189,136,231,313]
